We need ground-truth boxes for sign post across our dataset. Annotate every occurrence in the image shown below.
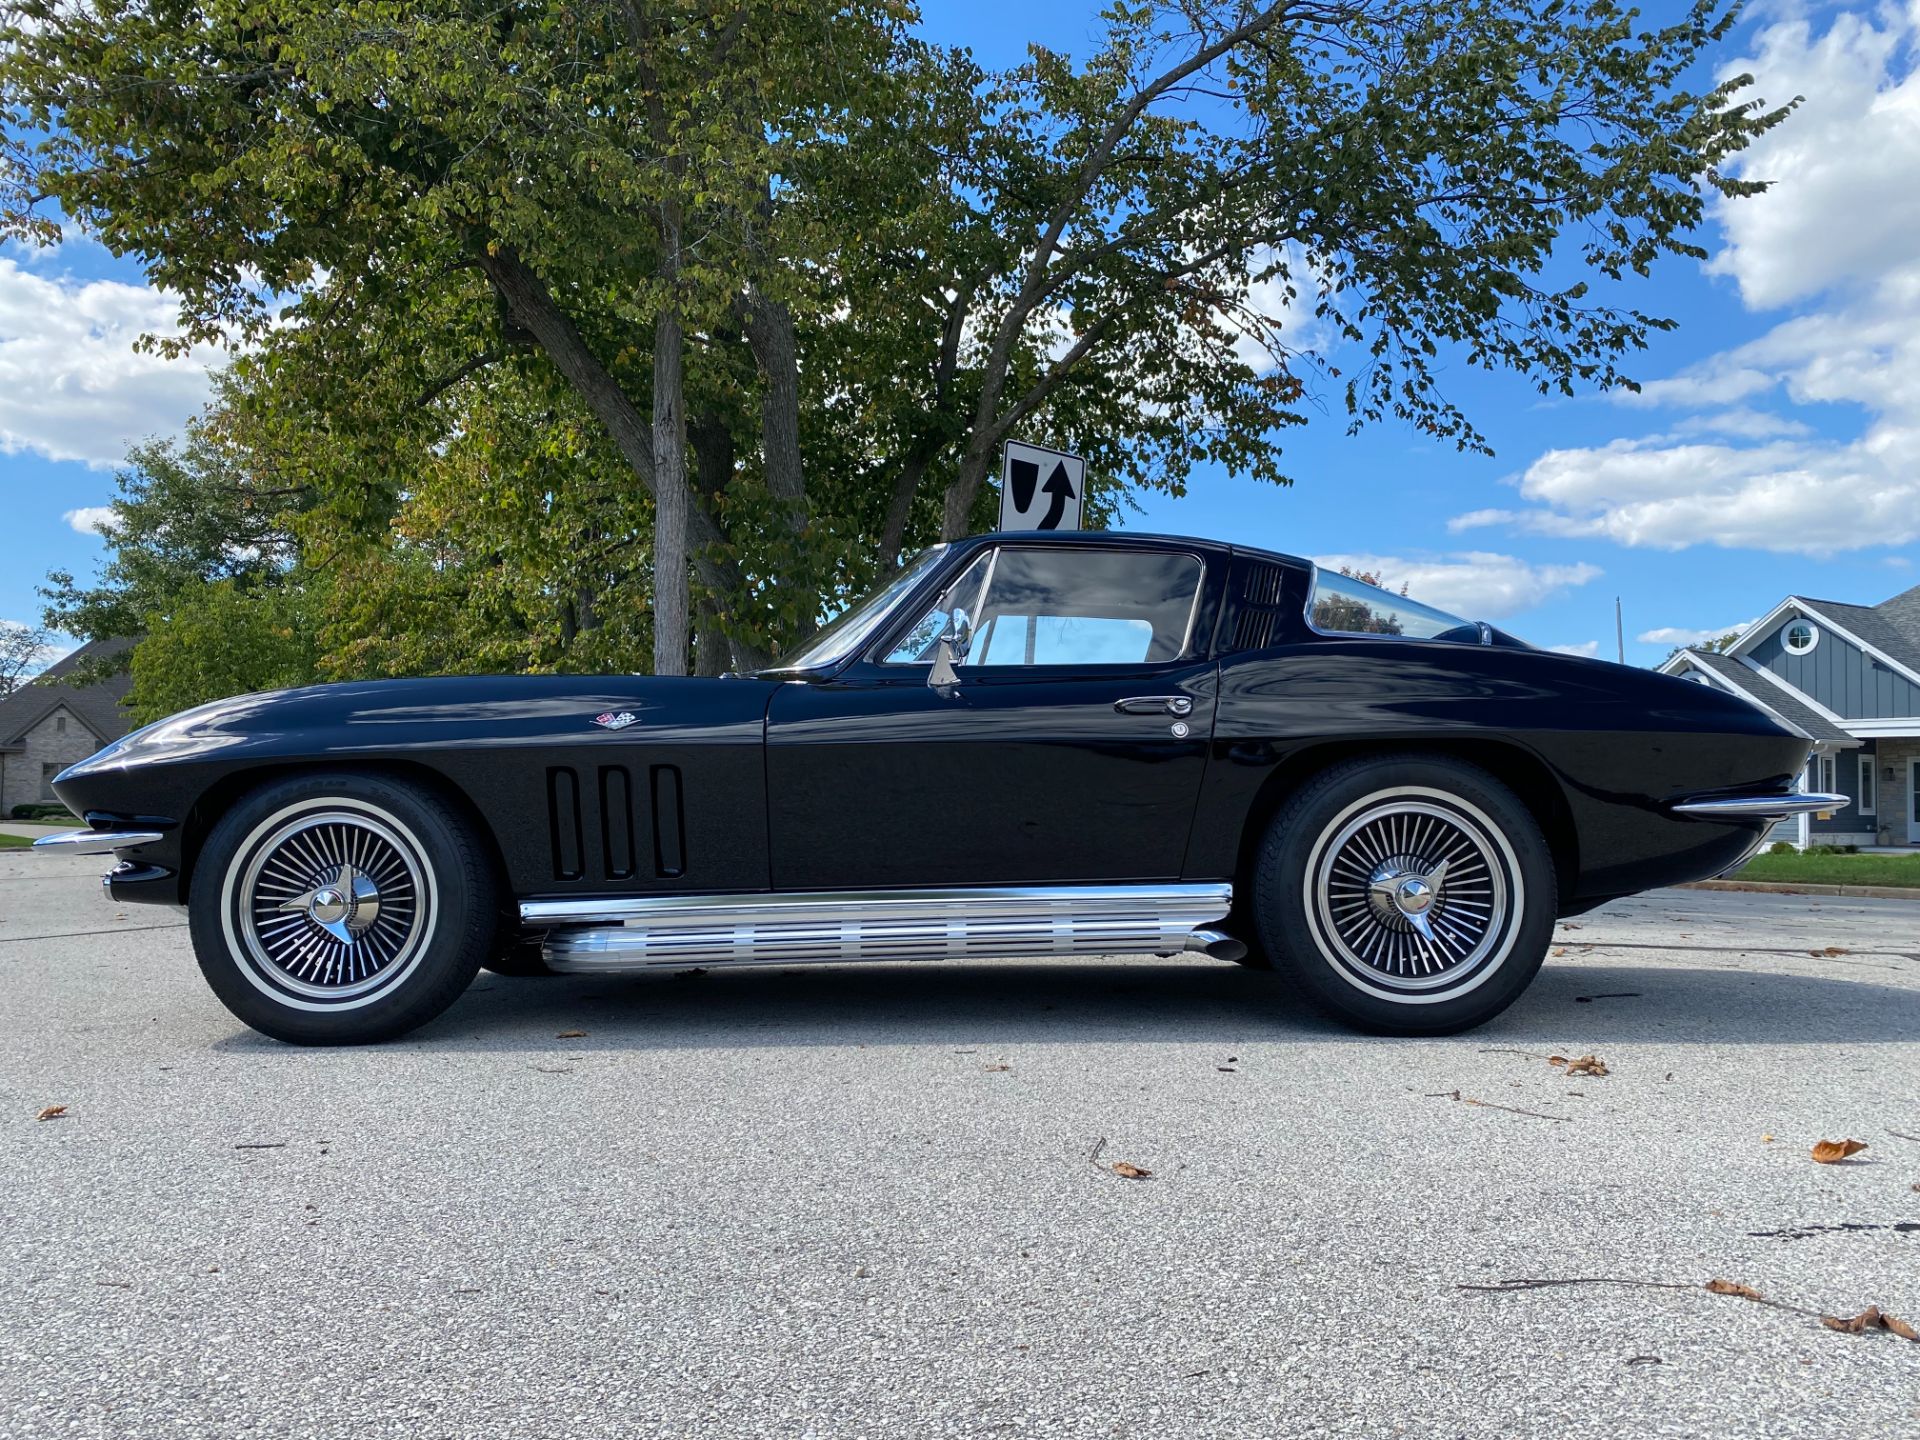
[998,441,1085,532]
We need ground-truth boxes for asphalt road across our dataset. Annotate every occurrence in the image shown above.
[3,850,1917,1438]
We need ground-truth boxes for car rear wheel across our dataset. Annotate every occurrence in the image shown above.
[1251,755,1555,1034]
[188,772,497,1045]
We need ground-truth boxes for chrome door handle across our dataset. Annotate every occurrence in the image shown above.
[1114,696,1193,716]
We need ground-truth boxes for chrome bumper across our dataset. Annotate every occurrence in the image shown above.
[32,828,166,856]
[1670,791,1847,820]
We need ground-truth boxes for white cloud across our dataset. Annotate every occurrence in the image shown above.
[1314,550,1602,620]
[1451,10,1920,560]
[62,505,118,536]
[0,250,218,469]
[1705,9,1920,308]
[1636,620,1755,647]
[1547,640,1601,658]
[1668,407,1812,441]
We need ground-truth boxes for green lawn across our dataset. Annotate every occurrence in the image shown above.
[1735,849,1920,889]
[0,833,36,849]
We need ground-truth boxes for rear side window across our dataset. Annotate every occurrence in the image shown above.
[1308,568,1475,641]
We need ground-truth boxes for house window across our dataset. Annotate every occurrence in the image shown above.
[1858,755,1877,816]
[40,763,61,800]
[1810,753,1837,796]
[54,714,66,734]
[1782,619,1819,655]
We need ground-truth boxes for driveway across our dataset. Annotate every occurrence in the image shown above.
[3,851,1917,1438]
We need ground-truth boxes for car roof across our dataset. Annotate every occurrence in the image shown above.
[963,530,1312,570]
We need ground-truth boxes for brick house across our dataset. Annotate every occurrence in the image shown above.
[1658,584,1920,849]
[0,639,134,816]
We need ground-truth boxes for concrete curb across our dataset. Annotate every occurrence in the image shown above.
[1678,878,1920,901]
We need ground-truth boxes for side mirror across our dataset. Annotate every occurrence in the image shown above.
[949,607,974,661]
[927,607,973,691]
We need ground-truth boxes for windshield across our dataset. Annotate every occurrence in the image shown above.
[765,546,951,672]
[1307,567,1478,641]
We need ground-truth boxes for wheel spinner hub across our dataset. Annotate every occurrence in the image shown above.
[287,863,383,943]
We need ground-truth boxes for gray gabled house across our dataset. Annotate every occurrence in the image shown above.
[0,639,134,816]
[1658,583,1920,849]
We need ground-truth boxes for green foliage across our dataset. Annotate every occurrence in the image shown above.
[43,414,305,678]
[128,580,322,724]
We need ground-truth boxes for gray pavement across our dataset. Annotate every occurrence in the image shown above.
[3,849,1917,1438]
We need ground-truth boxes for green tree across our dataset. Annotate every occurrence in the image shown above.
[7,1,1794,692]
[128,579,322,723]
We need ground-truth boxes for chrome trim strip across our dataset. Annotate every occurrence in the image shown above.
[527,884,1235,973]
[32,829,166,856]
[1670,792,1847,819]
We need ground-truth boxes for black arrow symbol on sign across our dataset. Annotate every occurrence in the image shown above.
[1038,461,1076,529]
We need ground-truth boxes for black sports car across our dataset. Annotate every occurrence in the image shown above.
[39,532,1841,1045]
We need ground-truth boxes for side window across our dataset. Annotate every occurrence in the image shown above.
[969,548,1201,667]
[881,551,993,664]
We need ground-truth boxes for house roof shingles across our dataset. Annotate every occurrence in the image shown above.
[1796,584,1920,678]
[1679,647,1857,745]
[0,638,136,749]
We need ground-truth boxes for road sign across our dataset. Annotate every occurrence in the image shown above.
[998,441,1084,532]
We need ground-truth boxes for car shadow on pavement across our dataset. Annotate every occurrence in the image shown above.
[204,952,1920,1053]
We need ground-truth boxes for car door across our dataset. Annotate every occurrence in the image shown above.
[765,542,1222,890]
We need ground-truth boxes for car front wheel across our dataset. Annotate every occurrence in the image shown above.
[1251,755,1555,1034]
[188,772,497,1045]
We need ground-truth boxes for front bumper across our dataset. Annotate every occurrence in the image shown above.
[32,828,167,855]
[1670,791,1848,819]
[33,827,181,905]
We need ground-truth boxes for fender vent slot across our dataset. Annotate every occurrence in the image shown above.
[651,764,686,878]
[547,767,584,882]
[599,766,636,882]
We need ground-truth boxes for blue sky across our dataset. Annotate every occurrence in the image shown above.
[5,0,1919,666]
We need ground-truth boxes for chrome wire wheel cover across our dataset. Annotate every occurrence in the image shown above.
[1303,787,1522,1003]
[222,803,436,1008]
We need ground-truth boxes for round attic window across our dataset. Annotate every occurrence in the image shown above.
[1782,619,1818,655]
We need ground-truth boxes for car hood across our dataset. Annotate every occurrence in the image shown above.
[60,673,781,783]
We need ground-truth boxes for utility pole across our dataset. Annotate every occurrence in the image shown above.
[1615,597,1625,665]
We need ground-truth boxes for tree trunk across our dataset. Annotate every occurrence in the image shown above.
[475,245,746,615]
[942,435,996,540]
[878,452,929,567]
[652,206,691,677]
[739,287,806,518]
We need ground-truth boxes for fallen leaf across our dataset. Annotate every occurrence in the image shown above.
[1552,947,1567,957]
[1811,1139,1868,1164]
[1761,1134,1775,1144]
[1705,1278,1763,1299]
[1819,1305,1919,1340]
[1109,1161,1152,1180]
[35,1105,66,1122]
[1808,946,1849,957]
[555,1030,587,1039]
[1548,1053,1609,1077]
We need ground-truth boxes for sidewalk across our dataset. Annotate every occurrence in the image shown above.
[0,822,68,841]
